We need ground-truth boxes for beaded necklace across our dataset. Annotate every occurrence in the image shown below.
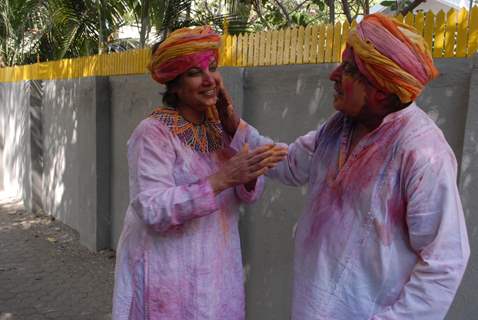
[150,107,224,153]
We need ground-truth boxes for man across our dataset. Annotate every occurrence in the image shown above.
[217,13,470,320]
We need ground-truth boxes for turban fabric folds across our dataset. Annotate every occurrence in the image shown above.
[346,14,439,103]
[148,26,221,84]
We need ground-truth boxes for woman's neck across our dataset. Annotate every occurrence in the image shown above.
[177,105,205,125]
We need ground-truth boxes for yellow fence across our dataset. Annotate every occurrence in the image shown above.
[1,7,478,83]
[220,6,478,66]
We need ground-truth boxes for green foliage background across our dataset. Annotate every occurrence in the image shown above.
[0,0,380,66]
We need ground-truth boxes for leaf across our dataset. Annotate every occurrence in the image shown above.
[380,1,396,6]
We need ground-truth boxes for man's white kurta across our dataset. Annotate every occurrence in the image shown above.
[231,103,470,320]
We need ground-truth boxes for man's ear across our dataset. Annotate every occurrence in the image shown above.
[375,90,389,103]
[369,89,392,108]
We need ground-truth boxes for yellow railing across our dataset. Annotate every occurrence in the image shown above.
[1,7,478,83]
[0,48,151,83]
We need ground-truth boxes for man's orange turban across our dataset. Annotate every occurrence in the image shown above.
[346,14,439,103]
[148,26,221,84]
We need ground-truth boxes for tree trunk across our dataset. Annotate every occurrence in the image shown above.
[252,0,271,28]
[96,0,104,54]
[185,1,191,22]
[328,0,335,24]
[273,0,292,27]
[139,0,151,47]
[341,0,353,23]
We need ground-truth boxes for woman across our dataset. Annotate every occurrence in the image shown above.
[112,26,286,319]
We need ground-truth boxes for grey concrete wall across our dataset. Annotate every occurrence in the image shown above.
[240,64,337,320]
[0,81,32,211]
[453,55,478,320]
[109,68,245,247]
[0,57,476,319]
[239,58,475,320]
[417,58,474,171]
[42,77,110,250]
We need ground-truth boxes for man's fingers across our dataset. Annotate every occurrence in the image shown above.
[248,153,286,172]
[249,166,269,179]
[252,145,287,157]
[257,156,285,169]
[251,147,287,162]
[253,144,275,152]
[271,145,288,154]
[248,149,274,165]
[247,144,274,159]
[247,145,287,166]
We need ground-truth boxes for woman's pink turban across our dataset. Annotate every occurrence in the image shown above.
[148,26,221,84]
[346,14,439,103]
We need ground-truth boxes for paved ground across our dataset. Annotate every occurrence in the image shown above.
[0,195,115,320]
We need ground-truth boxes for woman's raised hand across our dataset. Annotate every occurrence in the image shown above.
[208,144,288,195]
[215,84,240,137]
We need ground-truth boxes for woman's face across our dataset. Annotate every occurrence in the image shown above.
[174,59,221,113]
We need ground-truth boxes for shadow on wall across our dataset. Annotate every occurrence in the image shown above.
[42,80,79,230]
[2,82,31,208]
[30,80,44,214]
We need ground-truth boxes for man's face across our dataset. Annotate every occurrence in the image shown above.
[329,55,370,117]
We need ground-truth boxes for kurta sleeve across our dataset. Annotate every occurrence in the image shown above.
[128,120,219,233]
[234,176,265,204]
[229,120,318,187]
[372,150,470,320]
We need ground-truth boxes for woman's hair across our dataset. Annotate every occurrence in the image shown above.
[151,41,180,108]
[162,77,181,108]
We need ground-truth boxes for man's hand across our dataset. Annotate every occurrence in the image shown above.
[208,144,287,194]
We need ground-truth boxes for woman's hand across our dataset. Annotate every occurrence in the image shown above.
[208,144,287,195]
[215,84,240,137]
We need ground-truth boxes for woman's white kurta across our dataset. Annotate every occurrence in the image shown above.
[112,117,263,320]
[230,103,469,320]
